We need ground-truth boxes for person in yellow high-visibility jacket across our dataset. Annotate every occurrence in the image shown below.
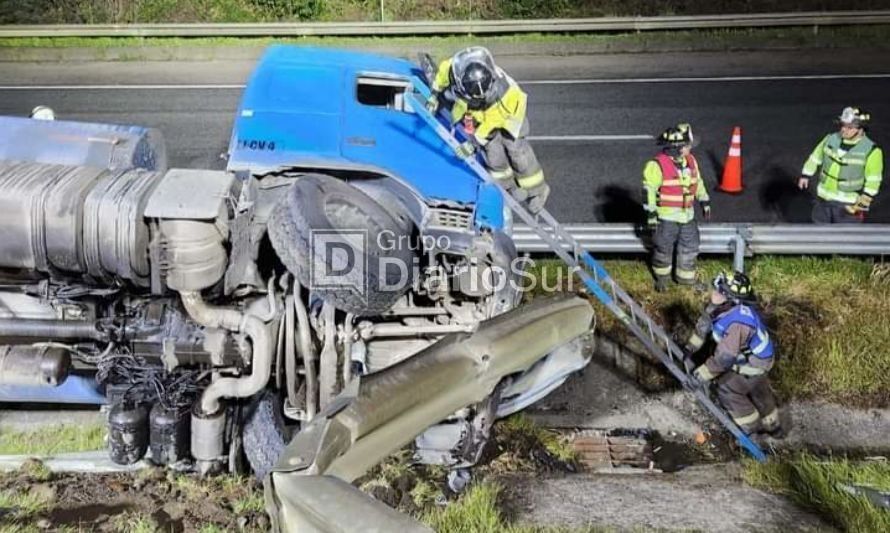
[643,124,711,292]
[426,47,550,214]
[798,107,884,223]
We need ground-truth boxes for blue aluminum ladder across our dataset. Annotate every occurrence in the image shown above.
[406,78,767,462]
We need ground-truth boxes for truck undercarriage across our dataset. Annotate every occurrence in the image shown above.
[0,158,591,487]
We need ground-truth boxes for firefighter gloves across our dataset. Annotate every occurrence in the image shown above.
[694,365,716,382]
[455,141,476,159]
[647,212,659,229]
[425,93,440,114]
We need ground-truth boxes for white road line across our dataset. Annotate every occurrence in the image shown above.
[0,84,246,90]
[529,135,652,141]
[0,73,889,90]
[522,73,890,84]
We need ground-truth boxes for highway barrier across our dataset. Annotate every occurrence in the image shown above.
[1,11,889,38]
[512,223,890,256]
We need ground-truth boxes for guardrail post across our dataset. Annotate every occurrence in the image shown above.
[732,232,747,273]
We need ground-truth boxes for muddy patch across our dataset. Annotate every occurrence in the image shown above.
[50,503,134,525]
[0,467,268,532]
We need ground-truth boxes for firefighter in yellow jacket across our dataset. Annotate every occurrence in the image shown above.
[426,47,550,214]
[643,124,711,292]
[798,107,884,223]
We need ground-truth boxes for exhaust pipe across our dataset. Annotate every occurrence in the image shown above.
[0,319,105,341]
[180,291,275,415]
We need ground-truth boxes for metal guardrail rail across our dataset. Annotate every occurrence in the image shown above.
[1,11,888,38]
[513,223,890,256]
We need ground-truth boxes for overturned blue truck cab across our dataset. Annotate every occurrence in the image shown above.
[229,45,590,470]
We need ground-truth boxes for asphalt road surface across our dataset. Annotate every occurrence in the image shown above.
[2,48,890,223]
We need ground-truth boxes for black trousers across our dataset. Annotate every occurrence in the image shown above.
[812,198,864,224]
[652,220,700,284]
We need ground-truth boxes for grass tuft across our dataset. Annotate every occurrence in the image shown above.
[420,481,613,533]
[421,482,505,533]
[17,459,53,482]
[0,487,54,521]
[744,454,890,532]
[231,491,265,515]
[496,414,577,464]
[110,511,159,533]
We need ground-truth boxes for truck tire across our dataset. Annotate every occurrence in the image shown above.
[242,390,288,480]
[268,174,415,316]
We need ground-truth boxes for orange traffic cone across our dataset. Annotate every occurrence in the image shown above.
[719,126,743,194]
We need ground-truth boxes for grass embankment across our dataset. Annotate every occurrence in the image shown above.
[0,423,105,455]
[2,0,886,24]
[1,25,890,55]
[744,454,890,532]
[527,255,890,407]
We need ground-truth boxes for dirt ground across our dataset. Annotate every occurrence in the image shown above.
[0,465,268,532]
[528,354,890,455]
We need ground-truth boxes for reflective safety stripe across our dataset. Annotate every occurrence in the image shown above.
[659,194,687,202]
[687,333,704,350]
[517,170,545,188]
[750,329,770,356]
[761,409,779,427]
[653,265,672,276]
[733,410,761,427]
[732,364,767,376]
[824,175,865,192]
[489,167,514,180]
[676,268,696,280]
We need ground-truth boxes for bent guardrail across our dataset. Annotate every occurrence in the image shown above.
[266,295,594,532]
[1,11,888,38]
[512,223,890,256]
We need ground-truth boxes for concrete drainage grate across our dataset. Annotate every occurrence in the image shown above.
[571,429,659,473]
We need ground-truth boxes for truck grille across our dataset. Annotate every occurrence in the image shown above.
[428,208,473,231]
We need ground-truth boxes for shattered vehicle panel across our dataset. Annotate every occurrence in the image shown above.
[0,46,594,531]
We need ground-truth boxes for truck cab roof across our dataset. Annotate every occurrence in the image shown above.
[227,45,503,227]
